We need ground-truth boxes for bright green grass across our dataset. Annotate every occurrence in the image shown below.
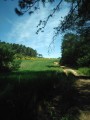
[0,58,63,81]
[19,58,62,72]
[77,67,90,76]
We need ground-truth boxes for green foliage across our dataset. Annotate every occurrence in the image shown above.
[77,54,90,67]
[10,60,22,71]
[61,116,69,120]
[0,42,14,71]
[61,32,90,67]
[77,67,90,76]
[0,40,39,72]
[12,43,37,57]
[0,41,21,72]
[61,33,78,66]
[60,0,90,69]
[76,30,90,67]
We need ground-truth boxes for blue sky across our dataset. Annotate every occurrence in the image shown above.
[0,0,69,58]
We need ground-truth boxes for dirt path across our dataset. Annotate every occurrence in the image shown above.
[61,65,90,93]
[62,66,78,76]
[61,65,90,120]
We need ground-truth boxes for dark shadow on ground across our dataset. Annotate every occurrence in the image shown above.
[47,65,60,68]
[0,71,90,120]
[76,75,90,79]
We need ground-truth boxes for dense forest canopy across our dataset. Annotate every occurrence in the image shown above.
[61,32,90,67]
[0,41,38,57]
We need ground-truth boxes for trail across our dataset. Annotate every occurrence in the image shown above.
[61,65,90,120]
[61,66,78,76]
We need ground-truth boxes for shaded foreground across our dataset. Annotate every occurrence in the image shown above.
[0,60,90,120]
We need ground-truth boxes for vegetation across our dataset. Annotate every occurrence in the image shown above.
[0,58,62,82]
[0,41,19,72]
[77,67,90,76]
[0,0,90,119]
[15,0,90,69]
[0,41,39,72]
[15,0,90,35]
[61,33,78,66]
[12,43,37,58]
[0,41,38,58]
[0,58,90,120]
[61,32,90,67]
[0,59,78,120]
[19,58,61,72]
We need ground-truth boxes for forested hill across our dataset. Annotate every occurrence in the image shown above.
[0,41,38,57]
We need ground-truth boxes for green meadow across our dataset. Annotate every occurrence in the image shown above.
[77,67,90,76]
[0,58,90,120]
[19,58,61,71]
[0,58,63,81]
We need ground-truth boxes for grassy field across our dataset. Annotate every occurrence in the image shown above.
[19,58,62,71]
[77,67,90,76]
[0,58,63,81]
[0,58,90,120]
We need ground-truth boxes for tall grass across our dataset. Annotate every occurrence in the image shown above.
[0,71,77,120]
[77,67,90,76]
[0,58,89,120]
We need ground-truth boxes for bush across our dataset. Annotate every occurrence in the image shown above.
[8,60,21,71]
[78,67,90,76]
[77,54,90,67]
[0,43,21,72]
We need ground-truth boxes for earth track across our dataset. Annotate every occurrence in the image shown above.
[61,65,90,120]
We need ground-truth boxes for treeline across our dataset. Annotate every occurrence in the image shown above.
[0,41,38,72]
[0,41,37,58]
[61,28,90,67]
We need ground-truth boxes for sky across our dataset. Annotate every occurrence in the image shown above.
[0,0,70,58]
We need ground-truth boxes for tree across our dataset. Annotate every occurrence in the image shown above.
[60,0,90,31]
[4,0,90,67]
[76,28,90,67]
[15,0,90,67]
[61,32,90,67]
[61,33,78,66]
[12,43,38,57]
[15,0,90,35]
[0,41,15,71]
[37,53,43,58]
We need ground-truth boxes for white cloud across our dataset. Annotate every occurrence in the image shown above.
[7,2,69,58]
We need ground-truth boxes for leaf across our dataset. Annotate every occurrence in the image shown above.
[15,8,23,16]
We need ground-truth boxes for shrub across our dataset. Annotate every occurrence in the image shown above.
[0,43,21,72]
[77,54,90,67]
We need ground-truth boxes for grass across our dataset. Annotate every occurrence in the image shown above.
[0,58,90,120]
[0,58,62,81]
[19,58,61,71]
[77,67,90,76]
